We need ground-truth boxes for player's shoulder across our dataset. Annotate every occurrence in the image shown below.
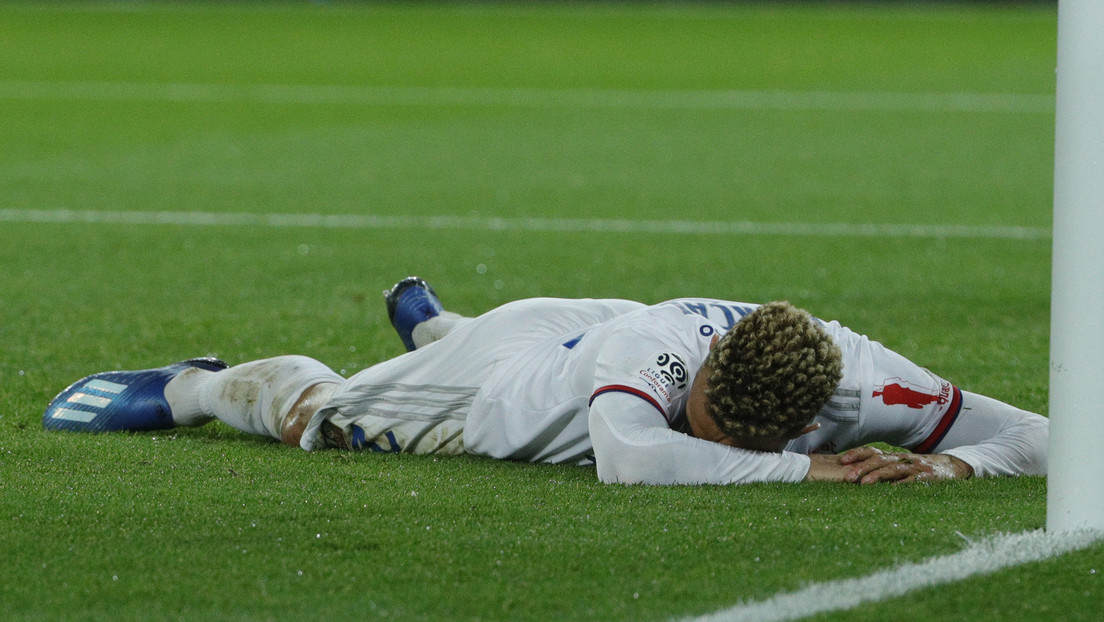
[594,301,720,354]
[622,300,714,329]
[650,298,761,331]
[591,306,713,409]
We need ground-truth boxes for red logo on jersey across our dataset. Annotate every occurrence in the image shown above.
[872,378,949,409]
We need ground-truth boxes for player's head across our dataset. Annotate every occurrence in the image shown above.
[701,301,843,451]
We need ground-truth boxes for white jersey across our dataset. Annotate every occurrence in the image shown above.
[302,297,1047,484]
[464,300,715,463]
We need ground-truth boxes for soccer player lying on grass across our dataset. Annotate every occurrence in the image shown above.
[43,277,1048,485]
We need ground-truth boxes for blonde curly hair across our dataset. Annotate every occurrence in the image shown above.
[704,301,842,439]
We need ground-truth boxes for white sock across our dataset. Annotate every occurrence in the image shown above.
[411,311,471,349]
[165,356,343,440]
[164,367,215,427]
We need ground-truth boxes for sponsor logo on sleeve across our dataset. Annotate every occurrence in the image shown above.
[872,377,950,409]
[638,352,689,404]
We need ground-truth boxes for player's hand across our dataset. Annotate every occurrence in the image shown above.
[836,446,974,484]
[803,453,852,482]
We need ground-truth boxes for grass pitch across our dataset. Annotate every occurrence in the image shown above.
[1,2,1095,620]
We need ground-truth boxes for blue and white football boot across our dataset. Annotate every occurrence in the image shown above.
[42,357,228,433]
[384,276,444,352]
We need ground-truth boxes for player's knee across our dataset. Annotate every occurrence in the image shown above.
[280,382,338,447]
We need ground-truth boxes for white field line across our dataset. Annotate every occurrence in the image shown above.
[0,209,1051,241]
[0,80,1054,114]
[684,529,1104,622]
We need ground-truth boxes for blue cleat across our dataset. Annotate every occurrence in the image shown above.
[384,276,444,352]
[42,357,229,433]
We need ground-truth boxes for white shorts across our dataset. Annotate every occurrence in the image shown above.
[298,298,643,453]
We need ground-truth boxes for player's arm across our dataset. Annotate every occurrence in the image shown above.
[833,390,1047,484]
[588,392,812,485]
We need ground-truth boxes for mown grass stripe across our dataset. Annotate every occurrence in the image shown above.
[0,209,1051,241]
[0,81,1055,114]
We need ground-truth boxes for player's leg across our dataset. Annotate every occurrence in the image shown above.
[165,355,342,446]
[44,355,342,448]
[384,276,646,351]
[384,276,470,351]
[411,312,470,350]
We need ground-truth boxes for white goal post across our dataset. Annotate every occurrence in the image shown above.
[1047,0,1104,532]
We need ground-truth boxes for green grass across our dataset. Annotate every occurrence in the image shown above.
[1,2,1094,620]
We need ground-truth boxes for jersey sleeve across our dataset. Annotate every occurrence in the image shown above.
[832,322,1048,477]
[934,390,1048,477]
[588,392,811,484]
